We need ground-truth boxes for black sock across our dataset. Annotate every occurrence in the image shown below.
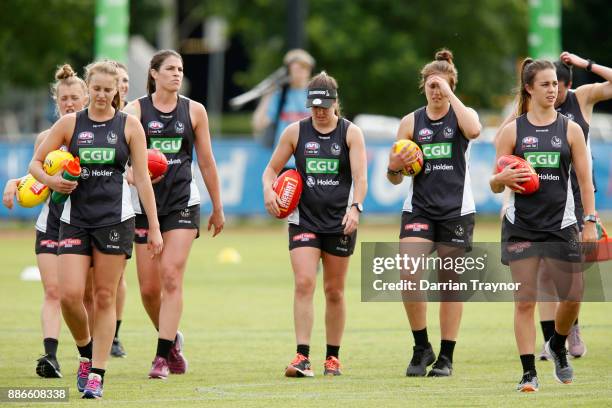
[439,340,456,362]
[326,344,340,359]
[156,338,174,359]
[114,320,122,339]
[77,340,93,360]
[412,328,429,348]
[297,344,310,358]
[520,354,536,374]
[540,320,555,342]
[90,367,105,383]
[550,330,568,353]
[43,338,58,357]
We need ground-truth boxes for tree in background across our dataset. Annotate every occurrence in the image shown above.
[190,0,528,116]
[0,0,162,92]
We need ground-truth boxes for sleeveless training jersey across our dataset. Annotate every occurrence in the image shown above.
[61,109,134,227]
[403,106,474,219]
[288,117,353,234]
[133,95,200,215]
[556,89,596,203]
[506,113,575,231]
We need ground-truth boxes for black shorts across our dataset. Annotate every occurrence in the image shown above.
[35,230,60,255]
[58,218,135,259]
[501,217,581,265]
[399,212,474,250]
[288,224,356,257]
[134,205,200,244]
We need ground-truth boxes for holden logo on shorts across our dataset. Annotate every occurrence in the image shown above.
[306,176,316,188]
[339,235,349,246]
[424,162,432,174]
[331,143,341,156]
[106,131,118,144]
[175,121,185,134]
[180,208,190,218]
[109,229,120,242]
[455,225,464,237]
[551,136,562,148]
[80,167,90,179]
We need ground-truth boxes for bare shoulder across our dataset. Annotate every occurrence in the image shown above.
[346,121,364,140]
[567,119,584,139]
[35,129,51,145]
[397,112,415,140]
[188,98,207,117]
[498,119,517,142]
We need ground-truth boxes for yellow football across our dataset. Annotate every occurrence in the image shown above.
[44,149,73,176]
[392,139,424,176]
[17,174,50,208]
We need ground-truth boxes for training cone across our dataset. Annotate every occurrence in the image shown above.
[217,247,242,264]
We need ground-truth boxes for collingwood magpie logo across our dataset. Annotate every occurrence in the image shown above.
[444,126,454,138]
[455,225,464,237]
[306,176,316,188]
[180,208,190,218]
[106,131,118,145]
[551,136,562,148]
[175,121,185,134]
[109,229,120,242]
[331,143,341,156]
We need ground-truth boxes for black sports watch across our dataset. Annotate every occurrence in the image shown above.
[583,214,597,223]
[351,202,363,213]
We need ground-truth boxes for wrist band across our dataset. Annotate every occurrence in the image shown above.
[586,59,594,72]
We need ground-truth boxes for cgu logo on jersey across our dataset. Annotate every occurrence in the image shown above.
[147,121,164,134]
[418,128,433,142]
[306,158,339,174]
[422,143,452,159]
[79,147,115,164]
[524,152,560,168]
[150,138,182,154]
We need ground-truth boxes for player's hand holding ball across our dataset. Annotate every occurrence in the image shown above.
[389,139,424,176]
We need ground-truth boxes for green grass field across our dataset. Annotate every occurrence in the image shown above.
[0,219,611,407]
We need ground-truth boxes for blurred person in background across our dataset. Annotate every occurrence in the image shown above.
[253,49,315,165]
[108,60,130,358]
[263,71,367,377]
[3,64,88,379]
